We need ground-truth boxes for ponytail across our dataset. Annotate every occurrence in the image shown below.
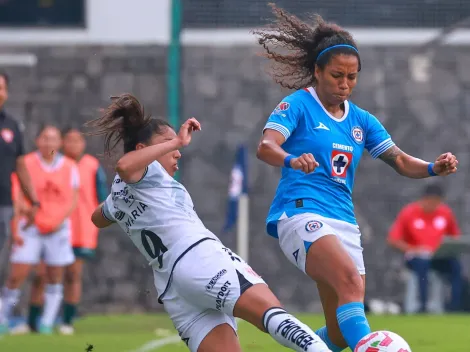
[86,93,171,155]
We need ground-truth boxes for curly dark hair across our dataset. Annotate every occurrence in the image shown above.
[253,3,361,90]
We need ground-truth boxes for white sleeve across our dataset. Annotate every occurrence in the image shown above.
[129,161,165,189]
[70,165,80,189]
[101,194,116,222]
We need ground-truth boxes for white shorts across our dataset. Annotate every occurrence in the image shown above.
[159,239,266,352]
[277,213,365,275]
[10,219,75,266]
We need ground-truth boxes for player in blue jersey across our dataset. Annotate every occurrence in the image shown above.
[254,5,458,352]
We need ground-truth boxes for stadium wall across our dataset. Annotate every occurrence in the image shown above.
[1,43,469,313]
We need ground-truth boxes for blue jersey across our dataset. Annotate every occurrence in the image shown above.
[264,87,395,238]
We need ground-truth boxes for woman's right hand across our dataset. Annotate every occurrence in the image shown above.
[290,153,320,174]
[177,118,201,147]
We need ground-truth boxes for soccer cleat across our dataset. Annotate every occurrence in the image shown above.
[10,323,31,335]
[38,325,53,335]
[58,324,75,335]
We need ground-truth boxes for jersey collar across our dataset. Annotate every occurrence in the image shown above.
[306,87,349,122]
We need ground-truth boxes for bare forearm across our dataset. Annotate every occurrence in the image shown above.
[256,140,290,167]
[92,203,114,228]
[394,154,431,178]
[379,146,430,179]
[116,138,182,180]
[15,157,39,203]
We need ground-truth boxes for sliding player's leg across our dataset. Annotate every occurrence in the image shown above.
[233,283,331,352]
[169,239,331,352]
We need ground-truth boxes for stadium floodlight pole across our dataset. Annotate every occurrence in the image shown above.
[168,0,182,180]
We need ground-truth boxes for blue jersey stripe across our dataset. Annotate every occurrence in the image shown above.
[264,122,291,140]
[370,138,395,159]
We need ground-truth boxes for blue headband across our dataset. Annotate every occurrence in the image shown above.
[316,44,359,61]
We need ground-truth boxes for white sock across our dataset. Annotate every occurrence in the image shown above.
[263,307,331,352]
[39,284,63,327]
[0,287,21,325]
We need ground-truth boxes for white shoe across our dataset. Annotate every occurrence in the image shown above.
[10,323,31,335]
[58,325,74,335]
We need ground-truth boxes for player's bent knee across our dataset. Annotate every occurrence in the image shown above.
[336,270,363,302]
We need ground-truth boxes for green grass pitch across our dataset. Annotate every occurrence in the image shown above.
[0,314,468,351]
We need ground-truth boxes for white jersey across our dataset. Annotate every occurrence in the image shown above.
[102,161,218,300]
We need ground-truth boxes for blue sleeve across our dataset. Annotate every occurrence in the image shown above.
[263,94,302,140]
[95,165,108,203]
[364,113,395,159]
[101,194,115,222]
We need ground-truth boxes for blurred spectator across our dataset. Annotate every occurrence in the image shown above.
[0,71,39,269]
[22,127,108,335]
[0,125,79,335]
[388,184,463,312]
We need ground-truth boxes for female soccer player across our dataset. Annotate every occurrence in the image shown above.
[0,125,79,334]
[19,127,108,335]
[254,5,458,352]
[88,94,332,352]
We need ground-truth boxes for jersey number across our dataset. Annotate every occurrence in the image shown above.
[141,230,168,269]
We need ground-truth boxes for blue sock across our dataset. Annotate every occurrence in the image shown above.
[315,326,344,352]
[336,302,371,350]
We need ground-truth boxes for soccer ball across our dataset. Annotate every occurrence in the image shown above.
[355,331,411,352]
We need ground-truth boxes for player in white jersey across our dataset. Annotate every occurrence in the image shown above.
[86,94,331,352]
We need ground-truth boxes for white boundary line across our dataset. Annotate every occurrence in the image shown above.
[129,318,242,352]
[129,334,182,352]
[181,28,470,46]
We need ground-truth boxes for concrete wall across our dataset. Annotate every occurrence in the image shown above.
[1,44,469,313]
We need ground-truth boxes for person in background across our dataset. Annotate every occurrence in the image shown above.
[58,127,107,334]
[388,184,463,313]
[0,71,39,270]
[0,125,79,335]
[13,127,108,335]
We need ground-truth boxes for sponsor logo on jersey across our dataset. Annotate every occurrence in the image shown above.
[215,280,231,311]
[314,122,330,131]
[273,101,290,116]
[351,126,364,144]
[305,220,323,232]
[206,269,228,291]
[332,143,353,152]
[1,128,13,143]
[331,150,352,178]
[277,318,314,351]
[114,210,125,221]
[123,202,148,230]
